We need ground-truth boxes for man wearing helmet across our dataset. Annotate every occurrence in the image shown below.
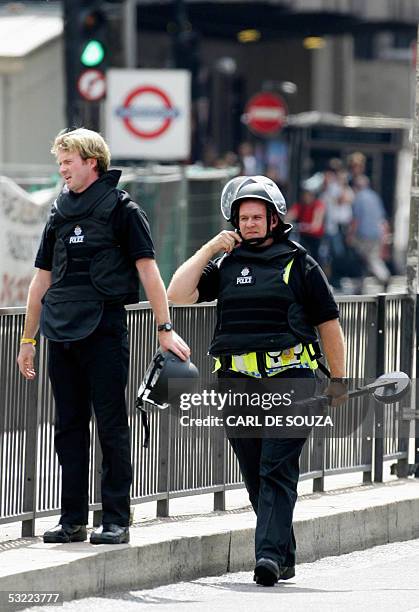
[168,175,346,586]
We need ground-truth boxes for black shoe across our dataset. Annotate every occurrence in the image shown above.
[279,565,295,580]
[253,557,280,586]
[90,524,130,545]
[43,524,87,544]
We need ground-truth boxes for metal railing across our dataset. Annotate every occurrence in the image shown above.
[0,294,415,535]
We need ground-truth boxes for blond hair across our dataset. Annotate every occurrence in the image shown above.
[347,151,366,168]
[51,128,111,175]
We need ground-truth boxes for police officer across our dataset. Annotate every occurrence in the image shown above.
[167,175,346,585]
[17,128,190,545]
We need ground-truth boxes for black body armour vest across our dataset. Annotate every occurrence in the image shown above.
[208,241,318,356]
[41,170,140,342]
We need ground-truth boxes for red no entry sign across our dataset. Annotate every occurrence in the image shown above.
[244,92,288,136]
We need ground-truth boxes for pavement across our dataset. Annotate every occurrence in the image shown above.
[1,470,419,607]
[38,539,419,612]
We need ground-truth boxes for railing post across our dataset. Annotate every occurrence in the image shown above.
[362,301,379,483]
[396,297,415,477]
[361,400,374,484]
[312,425,325,492]
[374,294,386,483]
[213,421,225,511]
[22,341,41,537]
[157,408,171,517]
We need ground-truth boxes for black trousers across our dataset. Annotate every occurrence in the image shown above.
[48,306,132,526]
[219,367,316,568]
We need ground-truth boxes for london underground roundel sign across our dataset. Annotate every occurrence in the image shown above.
[244,92,288,136]
[118,85,179,139]
[106,69,191,160]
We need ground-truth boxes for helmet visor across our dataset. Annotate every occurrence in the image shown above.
[136,352,168,409]
[220,176,250,220]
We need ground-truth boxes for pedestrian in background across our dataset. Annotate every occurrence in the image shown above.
[238,141,258,175]
[17,128,190,545]
[347,175,390,293]
[286,176,326,263]
[347,151,367,187]
[320,164,354,290]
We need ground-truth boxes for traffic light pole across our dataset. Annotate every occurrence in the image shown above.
[123,0,138,68]
[63,0,108,131]
[63,0,84,127]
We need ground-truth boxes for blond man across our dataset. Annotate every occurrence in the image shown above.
[17,128,189,544]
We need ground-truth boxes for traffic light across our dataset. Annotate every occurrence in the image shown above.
[78,2,107,71]
[63,0,108,128]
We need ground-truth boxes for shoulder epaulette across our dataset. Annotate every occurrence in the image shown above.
[285,239,307,257]
[215,253,229,269]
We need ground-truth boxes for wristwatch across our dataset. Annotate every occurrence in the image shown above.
[157,322,173,332]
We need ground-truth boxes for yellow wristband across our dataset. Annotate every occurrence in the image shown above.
[20,338,37,346]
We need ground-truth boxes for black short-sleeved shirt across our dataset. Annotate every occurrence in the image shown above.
[197,246,339,327]
[35,194,155,271]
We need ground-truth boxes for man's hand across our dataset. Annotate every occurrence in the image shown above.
[17,344,36,380]
[167,231,242,305]
[158,330,191,361]
[324,378,348,407]
[207,230,242,255]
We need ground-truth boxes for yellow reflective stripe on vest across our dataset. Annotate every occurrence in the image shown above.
[282,258,294,285]
[231,353,261,377]
[265,345,317,375]
[213,354,262,377]
[232,353,258,373]
[213,345,317,377]
[213,358,222,372]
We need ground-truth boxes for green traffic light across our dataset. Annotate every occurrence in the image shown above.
[81,40,105,67]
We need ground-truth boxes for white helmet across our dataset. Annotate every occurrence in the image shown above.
[221,175,287,226]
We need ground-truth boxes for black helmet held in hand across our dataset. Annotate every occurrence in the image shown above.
[136,349,200,448]
[136,349,199,410]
